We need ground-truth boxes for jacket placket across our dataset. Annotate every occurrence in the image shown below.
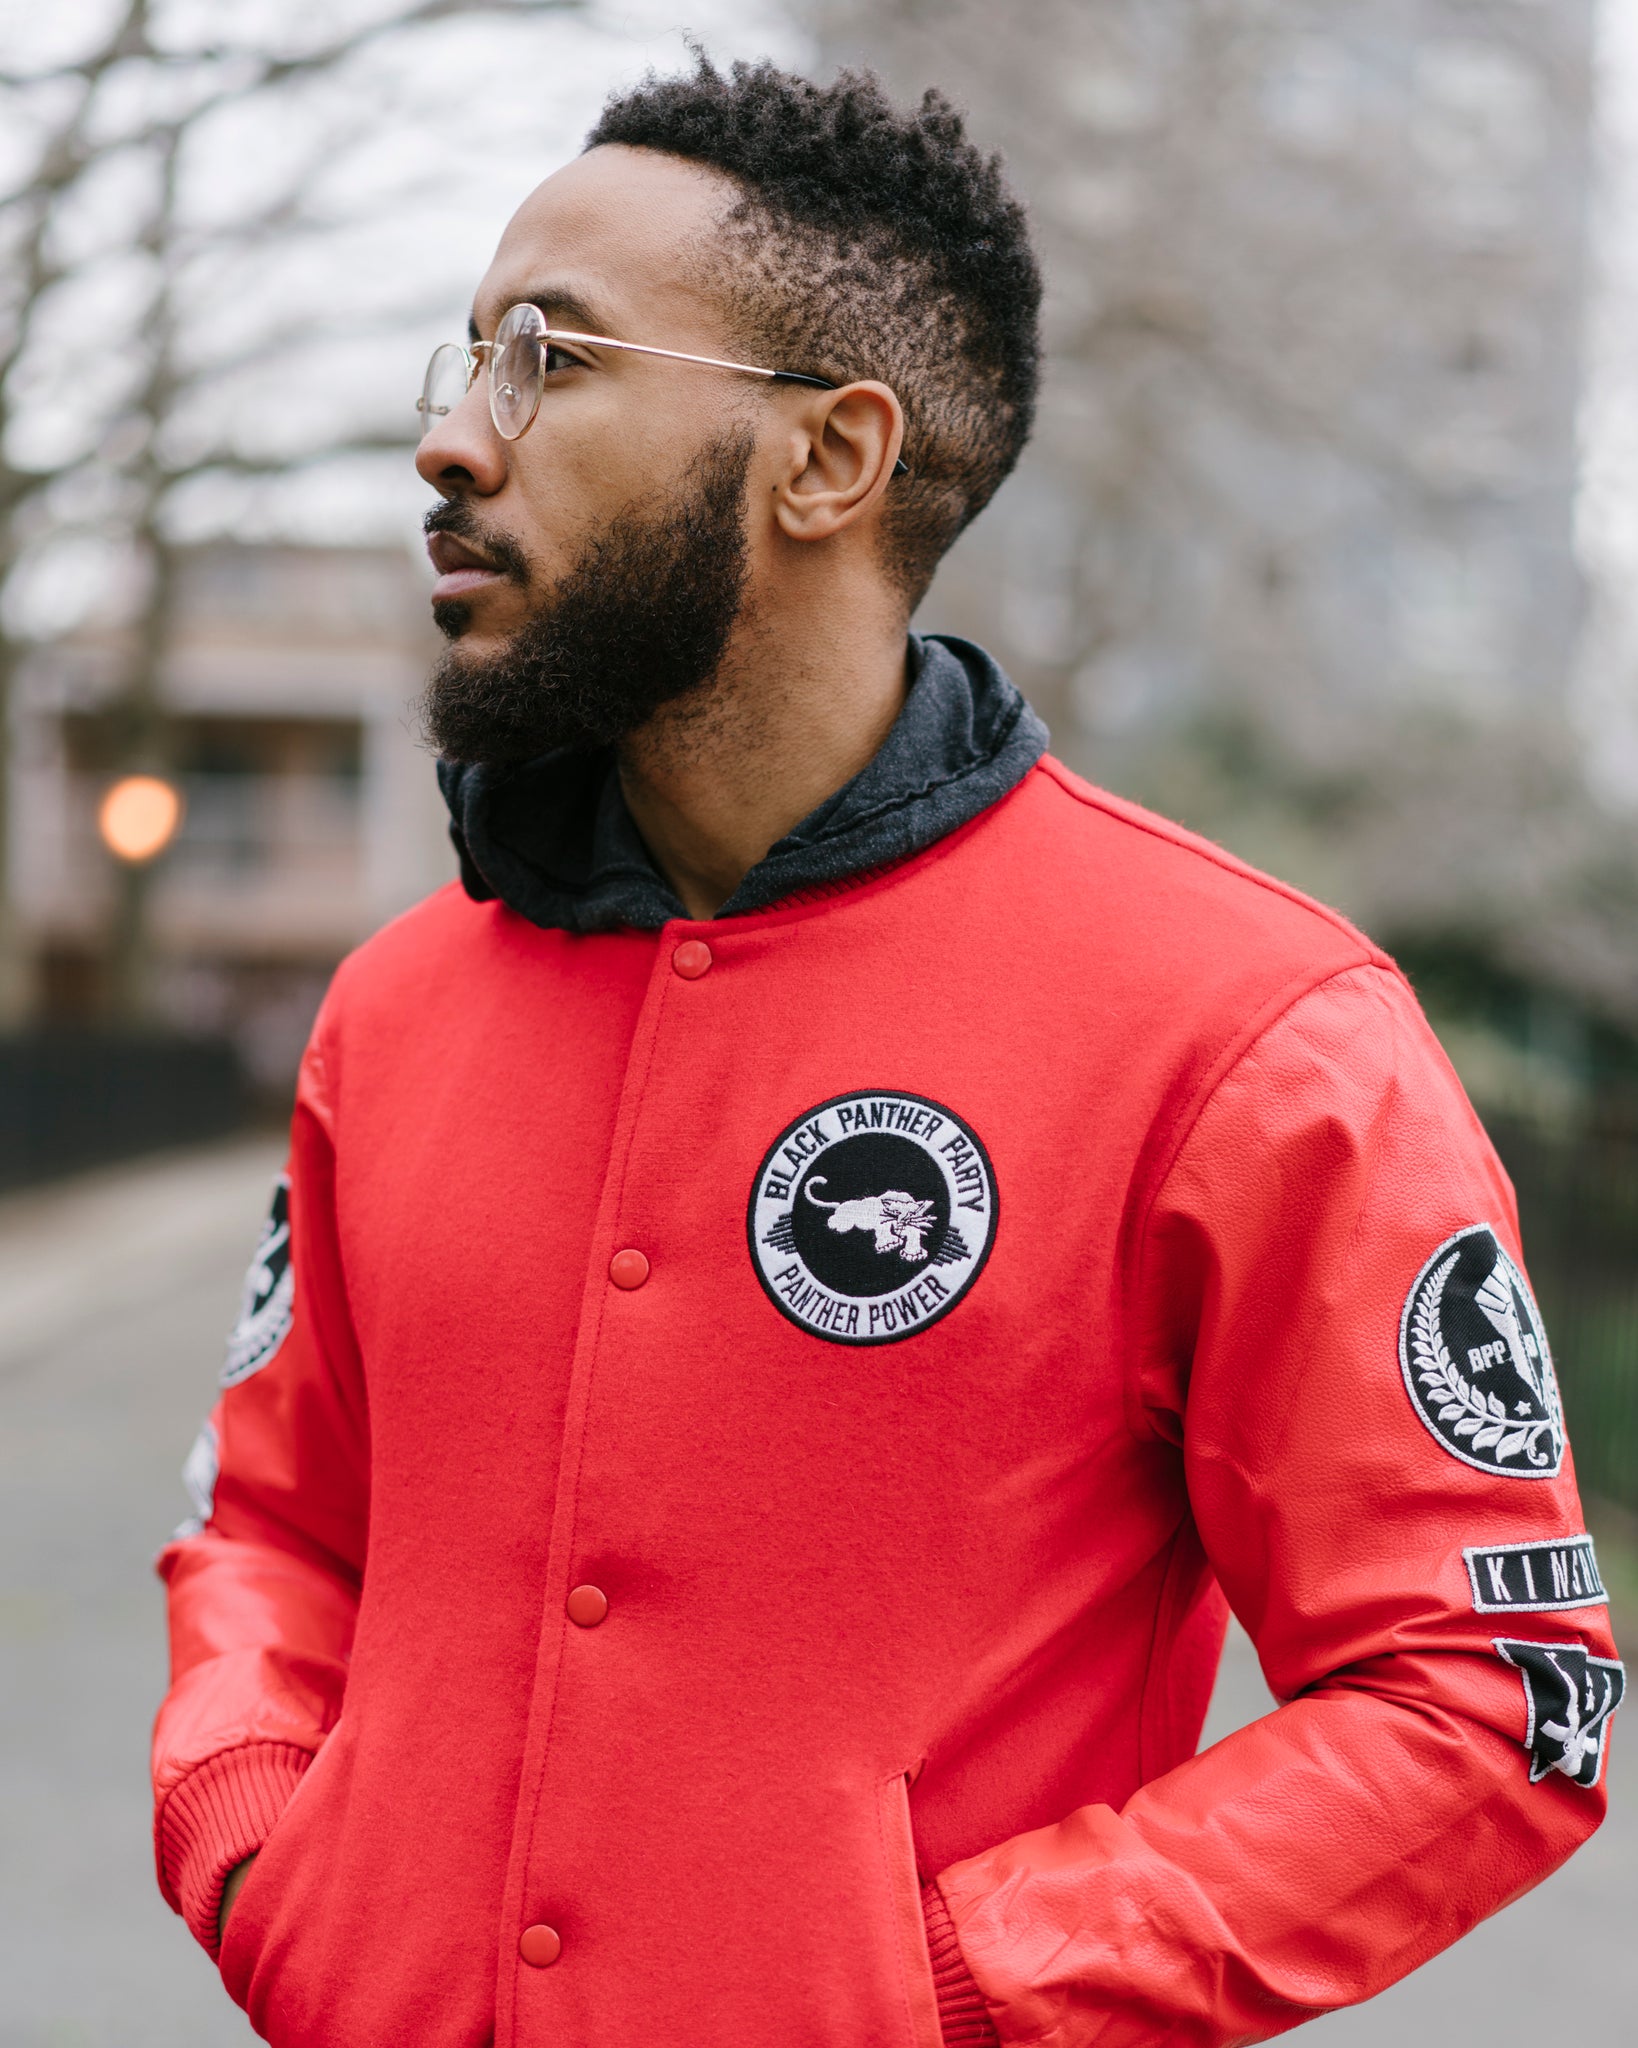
[492,925,684,2048]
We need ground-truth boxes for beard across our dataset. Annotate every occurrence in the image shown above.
[417,430,756,766]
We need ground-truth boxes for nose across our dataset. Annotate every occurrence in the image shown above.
[415,377,508,499]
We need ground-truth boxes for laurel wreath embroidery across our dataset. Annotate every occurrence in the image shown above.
[1411,1252,1556,1467]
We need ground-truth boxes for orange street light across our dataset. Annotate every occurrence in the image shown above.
[99,774,184,862]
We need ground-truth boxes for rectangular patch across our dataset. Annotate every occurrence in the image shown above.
[1464,1536,1607,1614]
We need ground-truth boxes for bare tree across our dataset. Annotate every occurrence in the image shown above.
[816,0,1592,723]
[810,0,1638,1051]
[0,0,585,1022]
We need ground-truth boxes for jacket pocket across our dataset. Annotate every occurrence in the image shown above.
[216,1726,337,2014]
[217,1797,294,2001]
[876,1770,947,2048]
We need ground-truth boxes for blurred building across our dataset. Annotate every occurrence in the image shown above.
[821,0,1598,759]
[10,544,452,1087]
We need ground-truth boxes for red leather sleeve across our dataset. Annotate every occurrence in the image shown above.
[151,1023,368,1955]
[934,964,1619,2046]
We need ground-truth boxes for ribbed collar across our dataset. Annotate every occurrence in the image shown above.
[437,632,1048,934]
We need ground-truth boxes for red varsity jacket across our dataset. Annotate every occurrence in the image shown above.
[153,757,1619,2047]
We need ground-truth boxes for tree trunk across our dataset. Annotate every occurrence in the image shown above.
[103,532,180,1025]
[0,633,32,1026]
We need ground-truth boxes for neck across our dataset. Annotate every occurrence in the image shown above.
[616,605,911,920]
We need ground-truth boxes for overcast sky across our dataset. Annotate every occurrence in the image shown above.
[9,0,1638,787]
[185,0,809,553]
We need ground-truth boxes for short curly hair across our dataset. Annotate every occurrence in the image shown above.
[585,58,1041,604]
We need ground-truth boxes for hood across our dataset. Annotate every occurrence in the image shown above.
[436,632,1048,933]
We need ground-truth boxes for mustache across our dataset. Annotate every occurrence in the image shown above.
[422,499,532,585]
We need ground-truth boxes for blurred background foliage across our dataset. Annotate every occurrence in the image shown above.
[0,0,1635,1502]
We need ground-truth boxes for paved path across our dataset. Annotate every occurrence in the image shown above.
[0,1142,1630,2045]
[0,1141,275,2048]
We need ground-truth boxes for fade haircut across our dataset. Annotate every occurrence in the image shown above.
[585,58,1041,605]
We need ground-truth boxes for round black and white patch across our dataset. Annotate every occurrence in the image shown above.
[221,1173,294,1387]
[1399,1223,1564,1478]
[748,1090,997,1345]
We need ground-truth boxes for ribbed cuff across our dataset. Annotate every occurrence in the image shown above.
[156,1742,312,1957]
[922,1881,1001,2045]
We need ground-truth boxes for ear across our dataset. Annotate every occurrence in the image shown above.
[774,381,905,544]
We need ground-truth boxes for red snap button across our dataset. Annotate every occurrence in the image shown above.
[672,939,713,979]
[609,1248,649,1290]
[566,1584,609,1628]
[519,1923,561,1967]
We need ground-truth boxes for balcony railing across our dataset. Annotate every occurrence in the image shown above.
[39,773,369,951]
[164,772,361,880]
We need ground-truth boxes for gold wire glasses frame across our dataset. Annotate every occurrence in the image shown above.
[417,300,910,475]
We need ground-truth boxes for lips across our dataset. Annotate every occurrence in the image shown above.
[427,528,506,602]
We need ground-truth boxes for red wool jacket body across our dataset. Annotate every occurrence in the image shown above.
[154,758,1616,2048]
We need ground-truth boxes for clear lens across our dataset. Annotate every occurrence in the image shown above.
[418,343,473,440]
[490,303,546,440]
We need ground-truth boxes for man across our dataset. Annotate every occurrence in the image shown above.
[152,58,1621,2048]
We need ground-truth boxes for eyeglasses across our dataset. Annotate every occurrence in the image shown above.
[417,301,909,475]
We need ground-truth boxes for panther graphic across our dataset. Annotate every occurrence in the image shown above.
[804,1177,936,1262]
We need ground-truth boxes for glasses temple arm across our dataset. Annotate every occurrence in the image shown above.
[469,326,913,477]
[770,370,910,475]
[589,346,912,476]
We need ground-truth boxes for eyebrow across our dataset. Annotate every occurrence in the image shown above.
[468,286,610,345]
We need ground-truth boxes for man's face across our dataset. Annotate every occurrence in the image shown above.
[414,146,771,762]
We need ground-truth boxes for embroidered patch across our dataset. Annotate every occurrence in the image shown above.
[1465,1536,1607,1615]
[748,1090,997,1345]
[1494,1638,1625,1788]
[173,1419,220,1539]
[1399,1225,1564,1478]
[221,1173,294,1386]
